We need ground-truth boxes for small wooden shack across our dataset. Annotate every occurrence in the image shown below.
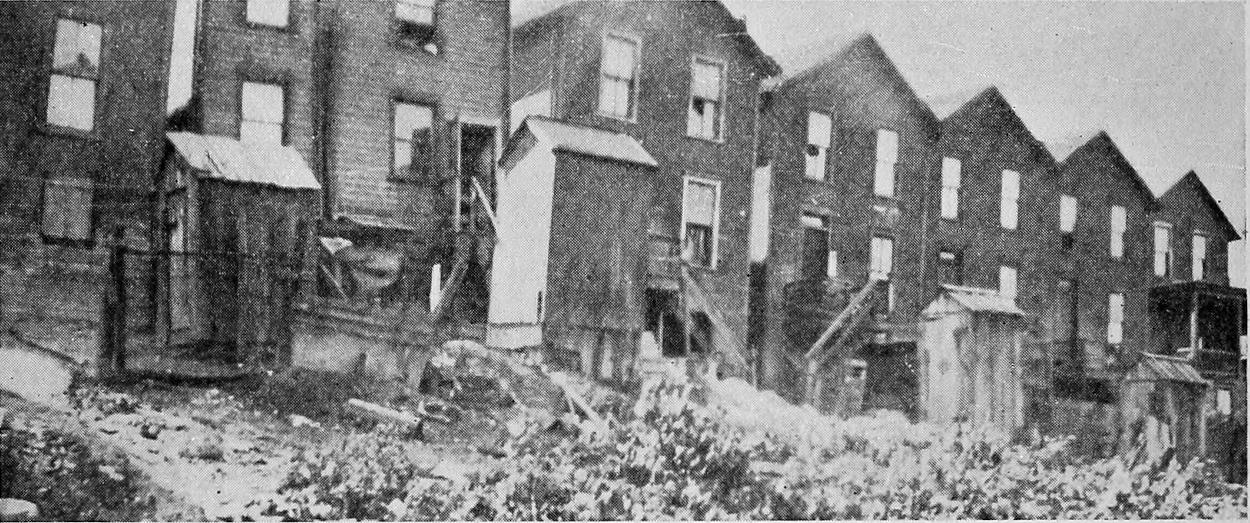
[155,132,321,365]
[918,284,1027,432]
[1118,352,1210,463]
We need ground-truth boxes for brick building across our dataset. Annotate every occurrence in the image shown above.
[0,0,175,245]
[181,0,510,321]
[494,0,778,378]
[755,34,940,410]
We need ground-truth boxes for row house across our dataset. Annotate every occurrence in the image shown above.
[756,34,940,411]
[489,0,779,382]
[0,1,175,247]
[175,0,510,329]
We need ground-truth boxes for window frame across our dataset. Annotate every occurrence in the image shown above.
[39,175,95,247]
[244,0,292,29]
[1107,292,1125,345]
[869,235,894,281]
[238,80,287,146]
[938,249,964,285]
[999,169,1020,230]
[873,129,899,198]
[686,54,727,142]
[804,111,832,181]
[393,0,439,51]
[680,175,722,270]
[1191,232,1208,281]
[389,98,436,181]
[45,17,103,135]
[1059,194,1077,233]
[597,31,641,122]
[1110,204,1127,258]
[939,157,961,220]
[999,264,1018,299]
[1153,221,1173,278]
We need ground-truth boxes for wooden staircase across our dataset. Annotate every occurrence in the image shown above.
[802,278,883,408]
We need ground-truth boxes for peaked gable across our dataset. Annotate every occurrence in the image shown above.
[780,33,938,129]
[1159,171,1240,241]
[1062,132,1156,208]
[942,86,1056,167]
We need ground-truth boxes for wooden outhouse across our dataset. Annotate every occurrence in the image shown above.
[918,285,1028,432]
[1118,353,1210,463]
[155,132,321,366]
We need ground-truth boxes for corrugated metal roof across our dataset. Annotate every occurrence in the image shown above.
[940,284,1025,316]
[167,132,320,190]
[522,116,658,167]
[1128,353,1210,385]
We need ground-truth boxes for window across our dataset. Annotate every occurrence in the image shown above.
[1059,195,1077,233]
[392,101,433,179]
[870,236,893,281]
[395,0,436,46]
[1110,205,1126,258]
[1153,222,1172,277]
[940,157,960,219]
[1217,389,1231,416]
[681,177,720,268]
[938,250,963,285]
[47,19,101,131]
[687,57,724,141]
[799,214,829,280]
[1107,292,1124,344]
[805,112,831,180]
[240,81,284,145]
[1192,233,1207,281]
[999,169,1019,229]
[999,265,1017,298]
[246,0,289,27]
[873,129,898,197]
[598,33,637,120]
[41,177,92,242]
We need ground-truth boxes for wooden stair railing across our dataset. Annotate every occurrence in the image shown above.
[802,278,882,407]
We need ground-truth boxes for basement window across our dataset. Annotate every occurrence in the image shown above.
[41,176,93,244]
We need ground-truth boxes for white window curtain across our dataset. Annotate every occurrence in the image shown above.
[1107,292,1124,344]
[1110,205,1126,257]
[805,112,831,180]
[999,265,1017,298]
[873,129,898,197]
[999,169,1019,229]
[1192,234,1207,281]
[870,236,893,280]
[598,34,637,119]
[1059,195,1077,233]
[940,157,961,219]
[246,0,290,27]
[241,81,285,145]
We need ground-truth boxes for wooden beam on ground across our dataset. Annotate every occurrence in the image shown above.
[547,373,604,426]
[346,398,443,428]
[429,253,469,323]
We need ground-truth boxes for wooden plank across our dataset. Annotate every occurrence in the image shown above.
[471,176,499,236]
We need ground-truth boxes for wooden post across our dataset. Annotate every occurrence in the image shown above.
[99,226,127,376]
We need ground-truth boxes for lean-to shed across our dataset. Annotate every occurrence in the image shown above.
[1118,353,1210,463]
[918,285,1027,432]
[155,132,321,366]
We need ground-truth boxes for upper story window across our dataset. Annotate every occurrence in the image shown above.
[1153,221,1173,278]
[1107,292,1124,344]
[999,169,1019,229]
[805,112,831,180]
[47,19,101,132]
[999,265,1017,298]
[240,81,285,146]
[1110,205,1127,258]
[598,33,638,120]
[1059,195,1077,233]
[392,101,433,180]
[395,0,437,48]
[681,177,720,269]
[1191,233,1207,281]
[873,129,898,197]
[687,57,724,141]
[246,0,289,28]
[939,157,961,220]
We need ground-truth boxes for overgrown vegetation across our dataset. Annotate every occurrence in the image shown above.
[248,381,1248,520]
[0,423,157,521]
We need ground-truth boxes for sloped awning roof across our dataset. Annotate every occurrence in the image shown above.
[933,284,1026,316]
[167,132,320,191]
[504,116,658,168]
[1125,353,1210,386]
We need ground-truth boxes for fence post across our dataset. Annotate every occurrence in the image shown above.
[98,226,127,377]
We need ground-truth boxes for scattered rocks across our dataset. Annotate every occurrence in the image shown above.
[178,431,225,462]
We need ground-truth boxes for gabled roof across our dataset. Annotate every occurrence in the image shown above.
[514,0,779,77]
[501,116,658,168]
[1061,131,1156,207]
[927,284,1025,317]
[1124,353,1209,386]
[1158,171,1241,241]
[942,87,1056,166]
[166,132,320,191]
[778,33,938,126]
